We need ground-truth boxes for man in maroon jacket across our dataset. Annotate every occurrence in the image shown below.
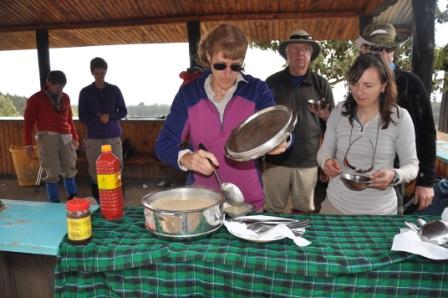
[24,70,79,202]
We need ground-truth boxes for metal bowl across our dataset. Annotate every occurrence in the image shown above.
[307,99,329,110]
[340,173,372,191]
[142,187,224,239]
[225,105,297,161]
[223,202,254,218]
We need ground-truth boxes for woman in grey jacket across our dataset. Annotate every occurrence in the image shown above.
[317,53,418,215]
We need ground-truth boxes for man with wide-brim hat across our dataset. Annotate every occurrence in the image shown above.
[278,29,321,61]
[357,22,437,215]
[262,29,334,214]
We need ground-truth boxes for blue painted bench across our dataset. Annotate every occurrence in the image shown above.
[0,199,97,256]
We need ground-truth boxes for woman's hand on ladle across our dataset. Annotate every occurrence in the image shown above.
[180,148,219,176]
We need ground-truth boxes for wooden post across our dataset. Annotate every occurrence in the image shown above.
[441,81,448,132]
[36,29,50,89]
[439,47,448,132]
[411,0,436,94]
[359,16,373,35]
[187,21,201,69]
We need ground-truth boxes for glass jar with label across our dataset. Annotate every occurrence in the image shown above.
[66,198,92,244]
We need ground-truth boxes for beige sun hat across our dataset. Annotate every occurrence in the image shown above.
[278,29,321,61]
[355,22,408,49]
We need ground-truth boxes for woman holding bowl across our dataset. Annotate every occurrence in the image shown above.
[317,52,418,215]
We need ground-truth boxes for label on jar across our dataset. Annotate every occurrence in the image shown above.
[67,216,92,241]
[97,172,122,190]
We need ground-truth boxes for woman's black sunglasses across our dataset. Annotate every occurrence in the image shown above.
[212,63,243,72]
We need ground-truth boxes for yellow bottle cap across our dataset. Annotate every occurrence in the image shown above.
[101,144,112,152]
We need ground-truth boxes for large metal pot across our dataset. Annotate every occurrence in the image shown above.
[142,187,224,239]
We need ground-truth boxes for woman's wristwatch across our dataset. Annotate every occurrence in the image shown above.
[391,169,400,185]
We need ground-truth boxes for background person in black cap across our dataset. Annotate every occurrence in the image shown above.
[356,22,437,214]
[262,29,334,214]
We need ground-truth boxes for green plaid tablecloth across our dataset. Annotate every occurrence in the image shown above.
[54,208,448,297]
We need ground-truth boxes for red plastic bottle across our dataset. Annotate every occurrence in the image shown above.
[96,144,124,220]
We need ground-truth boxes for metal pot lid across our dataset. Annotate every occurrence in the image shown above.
[225,105,297,161]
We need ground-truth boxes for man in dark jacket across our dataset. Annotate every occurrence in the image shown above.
[356,22,437,213]
[78,57,128,202]
[263,29,334,213]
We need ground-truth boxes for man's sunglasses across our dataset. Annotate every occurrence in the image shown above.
[212,63,243,72]
[366,45,395,53]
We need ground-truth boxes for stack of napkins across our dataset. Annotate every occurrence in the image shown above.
[392,228,448,260]
[224,215,311,247]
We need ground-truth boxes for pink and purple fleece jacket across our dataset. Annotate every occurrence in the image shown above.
[155,71,275,210]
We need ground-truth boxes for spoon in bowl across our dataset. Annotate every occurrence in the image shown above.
[199,143,244,206]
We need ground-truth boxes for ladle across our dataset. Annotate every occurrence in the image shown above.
[199,144,244,206]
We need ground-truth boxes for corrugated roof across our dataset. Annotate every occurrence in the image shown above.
[374,0,413,33]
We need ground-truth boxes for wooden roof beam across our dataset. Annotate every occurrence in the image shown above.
[0,10,363,33]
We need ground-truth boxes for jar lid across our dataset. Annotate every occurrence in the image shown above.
[66,198,90,212]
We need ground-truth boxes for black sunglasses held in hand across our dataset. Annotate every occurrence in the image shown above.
[212,63,243,72]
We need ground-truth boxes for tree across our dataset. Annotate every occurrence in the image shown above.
[313,40,358,85]
[0,92,27,115]
[0,94,19,116]
[251,29,445,94]
[252,38,420,83]
[126,103,170,118]
[8,93,27,114]
[436,1,448,23]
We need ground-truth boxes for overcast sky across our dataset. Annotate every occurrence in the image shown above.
[0,43,288,106]
[0,0,446,106]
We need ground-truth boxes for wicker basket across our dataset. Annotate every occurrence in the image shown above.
[9,145,40,187]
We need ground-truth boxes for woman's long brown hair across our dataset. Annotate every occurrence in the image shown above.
[342,52,399,129]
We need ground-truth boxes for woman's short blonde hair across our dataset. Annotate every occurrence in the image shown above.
[198,23,248,68]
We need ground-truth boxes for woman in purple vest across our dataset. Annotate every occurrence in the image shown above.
[156,24,286,211]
